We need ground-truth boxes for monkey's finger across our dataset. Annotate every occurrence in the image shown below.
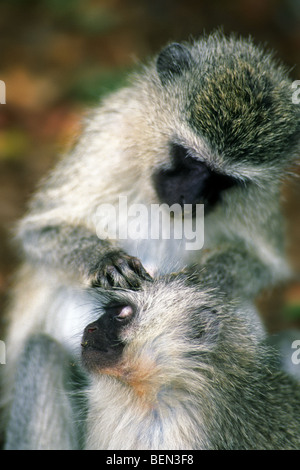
[127,257,153,282]
[109,259,146,289]
[90,263,142,289]
[107,263,141,289]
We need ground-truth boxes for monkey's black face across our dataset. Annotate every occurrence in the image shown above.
[152,143,238,214]
[81,303,135,372]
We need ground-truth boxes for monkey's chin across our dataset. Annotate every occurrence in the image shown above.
[81,347,121,373]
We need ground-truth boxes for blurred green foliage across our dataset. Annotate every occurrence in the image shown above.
[67,67,133,103]
[40,0,120,34]
[283,304,300,320]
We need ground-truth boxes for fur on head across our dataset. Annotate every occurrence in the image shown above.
[81,274,268,449]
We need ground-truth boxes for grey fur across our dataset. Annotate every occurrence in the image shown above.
[4,334,81,450]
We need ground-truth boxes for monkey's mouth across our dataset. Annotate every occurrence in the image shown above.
[81,339,123,372]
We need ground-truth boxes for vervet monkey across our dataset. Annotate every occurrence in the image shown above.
[11,32,300,292]
[5,269,300,450]
[80,272,300,450]
[1,31,300,449]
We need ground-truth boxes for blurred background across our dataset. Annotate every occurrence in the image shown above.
[0,0,299,337]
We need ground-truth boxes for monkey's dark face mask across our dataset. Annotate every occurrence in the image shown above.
[81,304,135,372]
[154,43,240,214]
[152,143,237,215]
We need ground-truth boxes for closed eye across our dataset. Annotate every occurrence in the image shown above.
[105,304,135,324]
[152,143,240,213]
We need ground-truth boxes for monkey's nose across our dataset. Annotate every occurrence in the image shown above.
[87,326,97,334]
[81,321,100,349]
[83,321,99,336]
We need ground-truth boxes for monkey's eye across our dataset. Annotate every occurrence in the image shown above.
[170,143,200,169]
[153,142,240,212]
[105,304,134,324]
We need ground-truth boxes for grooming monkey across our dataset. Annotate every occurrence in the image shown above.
[80,273,300,450]
[11,32,300,293]
[2,32,300,449]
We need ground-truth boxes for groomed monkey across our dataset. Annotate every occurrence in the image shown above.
[1,31,300,449]
[5,269,300,450]
[80,272,300,450]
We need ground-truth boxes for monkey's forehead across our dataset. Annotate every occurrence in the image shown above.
[150,34,300,166]
[185,64,299,165]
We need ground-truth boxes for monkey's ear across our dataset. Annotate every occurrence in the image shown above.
[156,43,193,85]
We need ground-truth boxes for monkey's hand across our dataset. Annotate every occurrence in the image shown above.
[88,250,152,289]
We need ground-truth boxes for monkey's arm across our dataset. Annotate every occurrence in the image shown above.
[17,221,152,289]
[4,334,82,450]
[13,89,153,289]
[187,242,288,299]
